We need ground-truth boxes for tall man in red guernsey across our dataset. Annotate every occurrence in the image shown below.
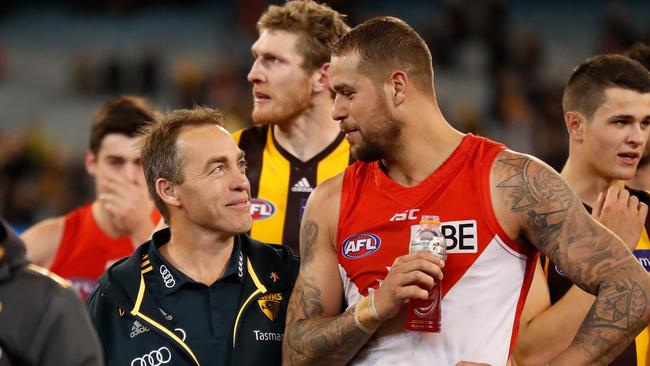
[282,17,650,366]
[21,96,160,299]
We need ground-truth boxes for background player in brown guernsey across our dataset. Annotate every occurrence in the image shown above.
[234,0,351,252]
[20,95,159,298]
[282,17,650,365]
[626,42,650,192]
[514,55,650,365]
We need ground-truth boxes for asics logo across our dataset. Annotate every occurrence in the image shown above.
[130,347,171,366]
[159,265,175,288]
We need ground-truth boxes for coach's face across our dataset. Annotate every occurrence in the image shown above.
[329,52,403,162]
[173,125,251,235]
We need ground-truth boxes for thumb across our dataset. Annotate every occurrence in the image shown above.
[592,191,605,218]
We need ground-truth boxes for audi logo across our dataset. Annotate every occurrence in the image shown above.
[130,346,171,366]
[159,265,175,288]
[174,328,186,341]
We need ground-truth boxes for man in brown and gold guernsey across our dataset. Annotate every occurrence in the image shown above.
[626,43,650,192]
[234,0,352,252]
[513,55,650,365]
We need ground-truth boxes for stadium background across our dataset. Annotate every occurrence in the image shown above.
[0,0,649,231]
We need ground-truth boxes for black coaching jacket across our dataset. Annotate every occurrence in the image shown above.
[0,219,103,366]
[86,229,299,366]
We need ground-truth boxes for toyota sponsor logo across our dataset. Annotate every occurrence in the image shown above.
[130,347,171,366]
[159,265,175,288]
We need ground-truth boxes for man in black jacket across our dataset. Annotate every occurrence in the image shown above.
[87,106,299,366]
[0,218,103,366]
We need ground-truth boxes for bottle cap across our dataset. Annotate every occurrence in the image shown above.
[420,215,440,225]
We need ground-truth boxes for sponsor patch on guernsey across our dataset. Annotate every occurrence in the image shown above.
[250,198,276,220]
[634,249,650,272]
[342,233,381,259]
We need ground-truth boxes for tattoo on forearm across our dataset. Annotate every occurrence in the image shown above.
[285,304,370,365]
[496,154,650,362]
[300,282,324,318]
[589,280,646,330]
[300,220,319,264]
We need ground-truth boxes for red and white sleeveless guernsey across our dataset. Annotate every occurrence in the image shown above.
[50,203,160,300]
[337,134,537,365]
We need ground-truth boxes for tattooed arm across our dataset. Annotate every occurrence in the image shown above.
[491,150,650,365]
[513,185,647,365]
[282,174,444,366]
[282,174,372,366]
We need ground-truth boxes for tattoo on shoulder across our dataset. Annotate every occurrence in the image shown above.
[496,157,575,250]
[300,220,319,264]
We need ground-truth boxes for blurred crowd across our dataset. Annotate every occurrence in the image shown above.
[1,0,649,229]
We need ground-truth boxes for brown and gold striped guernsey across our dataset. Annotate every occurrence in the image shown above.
[233,125,352,253]
[543,188,650,366]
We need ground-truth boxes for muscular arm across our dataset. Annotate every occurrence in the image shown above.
[20,217,64,268]
[492,151,650,365]
[514,260,595,365]
[282,175,373,366]
[514,186,647,365]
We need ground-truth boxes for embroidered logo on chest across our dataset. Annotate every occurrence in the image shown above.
[258,293,283,321]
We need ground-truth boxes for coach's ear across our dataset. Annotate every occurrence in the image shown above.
[387,70,408,108]
[156,178,181,208]
[565,111,584,142]
[313,63,330,93]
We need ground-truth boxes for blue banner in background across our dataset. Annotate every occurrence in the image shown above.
[634,250,650,272]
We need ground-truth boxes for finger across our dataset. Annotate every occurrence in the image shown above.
[100,199,118,217]
[604,185,621,207]
[393,257,444,280]
[639,202,648,221]
[104,175,143,195]
[628,195,640,211]
[98,192,127,207]
[396,285,430,301]
[101,178,129,196]
[393,270,437,290]
[592,192,605,218]
[618,187,630,204]
[408,251,445,268]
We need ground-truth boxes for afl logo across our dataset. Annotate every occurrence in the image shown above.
[250,198,276,221]
[342,233,381,259]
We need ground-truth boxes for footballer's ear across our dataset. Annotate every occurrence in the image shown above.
[313,63,330,93]
[565,111,585,142]
[387,70,408,107]
[85,150,98,176]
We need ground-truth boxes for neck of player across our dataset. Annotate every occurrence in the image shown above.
[159,220,235,286]
[273,93,341,162]
[381,99,465,188]
[561,155,626,207]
